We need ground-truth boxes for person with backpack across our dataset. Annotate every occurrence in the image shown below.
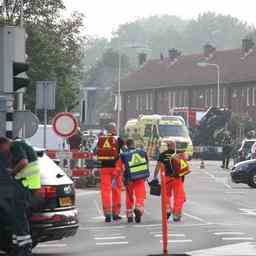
[120,139,150,223]
[152,141,189,222]
[97,123,123,223]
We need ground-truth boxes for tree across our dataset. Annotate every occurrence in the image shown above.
[0,0,85,113]
[83,48,130,122]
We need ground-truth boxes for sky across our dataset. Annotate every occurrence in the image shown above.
[64,0,256,38]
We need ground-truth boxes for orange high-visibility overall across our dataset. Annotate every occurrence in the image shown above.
[125,179,146,217]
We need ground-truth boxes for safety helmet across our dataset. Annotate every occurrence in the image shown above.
[106,122,117,135]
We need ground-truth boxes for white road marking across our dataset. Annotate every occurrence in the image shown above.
[94,200,102,215]
[214,232,245,236]
[37,243,67,248]
[80,225,126,231]
[183,212,208,223]
[93,233,122,237]
[202,170,232,189]
[239,208,256,216]
[188,242,256,255]
[76,190,99,197]
[154,234,186,238]
[160,239,192,243]
[94,236,126,240]
[96,241,129,246]
[222,237,254,241]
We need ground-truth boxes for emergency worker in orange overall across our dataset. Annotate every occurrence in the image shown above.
[120,139,149,223]
[153,141,190,221]
[97,123,123,222]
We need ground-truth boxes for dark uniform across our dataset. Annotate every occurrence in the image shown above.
[222,134,232,169]
[11,140,39,256]
[0,155,14,252]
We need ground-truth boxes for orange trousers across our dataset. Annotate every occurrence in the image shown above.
[165,177,186,215]
[100,168,122,216]
[125,180,146,217]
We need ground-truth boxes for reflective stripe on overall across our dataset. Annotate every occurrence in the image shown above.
[15,161,41,189]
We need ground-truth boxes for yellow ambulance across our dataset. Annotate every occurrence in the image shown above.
[124,115,193,159]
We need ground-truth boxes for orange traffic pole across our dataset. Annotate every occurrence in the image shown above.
[160,163,168,256]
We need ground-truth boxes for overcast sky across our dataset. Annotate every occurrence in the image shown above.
[64,0,256,38]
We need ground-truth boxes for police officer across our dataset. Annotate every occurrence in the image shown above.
[0,152,15,253]
[121,139,149,223]
[152,141,189,222]
[222,131,232,169]
[0,137,41,256]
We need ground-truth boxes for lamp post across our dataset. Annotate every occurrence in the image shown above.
[117,44,151,136]
[197,62,221,108]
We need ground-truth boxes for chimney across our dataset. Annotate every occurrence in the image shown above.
[168,48,181,61]
[138,52,147,66]
[160,53,164,61]
[242,38,254,53]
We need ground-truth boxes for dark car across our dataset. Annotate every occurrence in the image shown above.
[230,159,256,188]
[0,150,79,253]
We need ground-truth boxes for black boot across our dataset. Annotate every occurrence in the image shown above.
[134,208,142,223]
[113,215,122,221]
[105,214,111,223]
[127,216,133,223]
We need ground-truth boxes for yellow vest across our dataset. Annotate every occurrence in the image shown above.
[15,161,41,189]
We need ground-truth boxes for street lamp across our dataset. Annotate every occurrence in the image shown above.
[117,44,151,136]
[197,62,221,108]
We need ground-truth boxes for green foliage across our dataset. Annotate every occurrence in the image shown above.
[0,0,84,114]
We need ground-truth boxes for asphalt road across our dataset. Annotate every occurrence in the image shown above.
[34,160,256,256]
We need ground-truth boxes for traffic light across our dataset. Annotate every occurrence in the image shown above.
[0,26,28,93]
[13,62,29,91]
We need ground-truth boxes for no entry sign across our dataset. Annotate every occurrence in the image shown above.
[52,112,78,138]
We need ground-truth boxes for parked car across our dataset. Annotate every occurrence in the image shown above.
[231,159,256,188]
[237,139,256,163]
[0,149,79,253]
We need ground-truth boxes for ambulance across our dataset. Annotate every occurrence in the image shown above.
[124,115,193,159]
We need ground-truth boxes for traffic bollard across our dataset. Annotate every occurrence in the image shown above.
[160,164,168,256]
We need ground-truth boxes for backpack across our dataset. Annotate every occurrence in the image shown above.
[97,135,119,167]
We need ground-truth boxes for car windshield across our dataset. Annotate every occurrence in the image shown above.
[159,125,188,137]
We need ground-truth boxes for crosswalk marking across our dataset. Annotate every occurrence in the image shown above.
[214,232,245,235]
[160,239,192,243]
[154,234,186,238]
[96,241,129,246]
[188,242,256,255]
[222,237,254,241]
[37,243,67,248]
[94,236,126,240]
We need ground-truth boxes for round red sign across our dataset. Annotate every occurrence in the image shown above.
[52,112,78,138]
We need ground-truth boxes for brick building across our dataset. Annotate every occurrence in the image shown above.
[117,39,256,126]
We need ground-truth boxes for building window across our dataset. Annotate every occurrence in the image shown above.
[222,87,226,107]
[145,92,153,111]
[253,88,255,106]
[205,89,209,107]
[149,93,153,110]
[209,88,214,106]
[136,95,139,111]
[184,90,188,106]
[114,94,122,111]
[246,88,250,106]
[172,91,176,108]
[168,91,172,110]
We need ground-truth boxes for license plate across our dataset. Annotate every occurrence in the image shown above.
[59,197,72,207]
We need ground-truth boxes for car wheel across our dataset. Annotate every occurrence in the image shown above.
[249,173,256,188]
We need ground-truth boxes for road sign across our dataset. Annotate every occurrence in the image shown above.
[36,81,56,110]
[13,111,39,138]
[52,112,78,138]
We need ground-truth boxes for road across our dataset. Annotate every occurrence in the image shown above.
[34,160,256,256]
